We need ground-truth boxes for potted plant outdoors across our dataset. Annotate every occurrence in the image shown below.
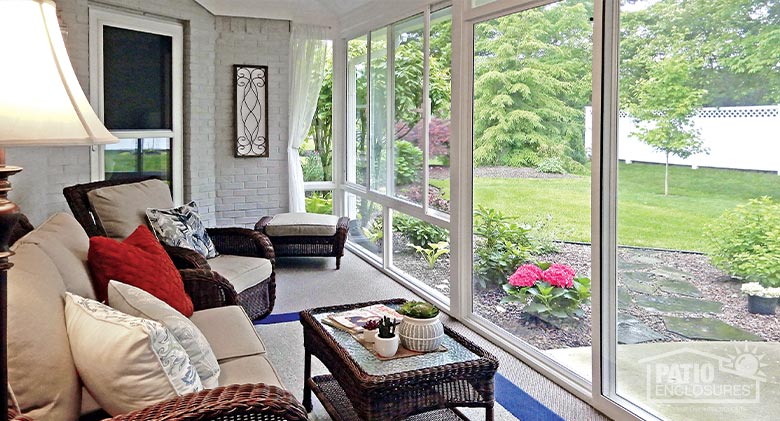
[741,282,780,315]
[398,301,444,352]
[373,316,400,357]
[362,319,380,343]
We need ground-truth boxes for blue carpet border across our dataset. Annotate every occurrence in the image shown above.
[254,312,299,325]
[256,312,564,420]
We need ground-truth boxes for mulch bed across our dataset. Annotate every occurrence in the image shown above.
[393,243,779,350]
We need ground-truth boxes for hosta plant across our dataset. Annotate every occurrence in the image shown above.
[411,241,450,268]
[502,262,591,320]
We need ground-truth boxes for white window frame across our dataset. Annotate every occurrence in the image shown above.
[88,8,183,204]
[341,0,655,420]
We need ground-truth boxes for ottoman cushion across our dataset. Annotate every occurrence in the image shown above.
[264,212,340,237]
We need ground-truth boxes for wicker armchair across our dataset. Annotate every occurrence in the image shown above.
[63,178,275,320]
[7,383,307,421]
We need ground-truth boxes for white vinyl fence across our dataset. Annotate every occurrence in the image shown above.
[584,105,780,174]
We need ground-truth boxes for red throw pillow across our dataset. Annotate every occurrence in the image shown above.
[88,225,194,316]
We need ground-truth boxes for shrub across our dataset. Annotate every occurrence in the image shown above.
[301,153,324,182]
[401,185,450,213]
[473,206,536,288]
[705,197,780,287]
[305,192,332,214]
[393,214,448,247]
[362,216,384,246]
[394,140,424,185]
[536,157,567,174]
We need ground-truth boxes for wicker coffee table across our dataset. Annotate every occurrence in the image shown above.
[300,299,499,420]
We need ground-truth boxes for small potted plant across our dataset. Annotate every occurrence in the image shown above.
[741,282,780,315]
[398,301,444,352]
[373,316,400,357]
[362,319,380,343]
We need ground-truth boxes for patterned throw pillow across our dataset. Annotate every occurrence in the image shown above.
[146,201,218,259]
[107,281,221,389]
[65,292,202,416]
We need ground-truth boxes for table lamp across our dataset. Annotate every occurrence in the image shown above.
[0,0,118,411]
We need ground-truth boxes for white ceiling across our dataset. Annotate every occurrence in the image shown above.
[194,0,375,27]
[194,0,436,34]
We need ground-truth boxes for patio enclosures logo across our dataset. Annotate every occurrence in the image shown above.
[640,346,767,404]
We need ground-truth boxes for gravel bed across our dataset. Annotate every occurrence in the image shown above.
[428,165,579,180]
[392,243,779,351]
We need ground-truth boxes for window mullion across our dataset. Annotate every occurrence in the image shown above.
[422,8,432,215]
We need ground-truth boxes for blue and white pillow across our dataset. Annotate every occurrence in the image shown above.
[107,281,221,389]
[65,292,203,415]
[146,201,218,259]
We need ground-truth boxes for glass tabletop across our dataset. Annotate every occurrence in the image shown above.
[312,309,482,377]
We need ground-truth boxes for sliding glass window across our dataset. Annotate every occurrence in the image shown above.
[345,6,453,306]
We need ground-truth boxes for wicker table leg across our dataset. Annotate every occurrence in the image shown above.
[303,349,313,412]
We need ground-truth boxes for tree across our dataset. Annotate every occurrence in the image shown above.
[310,62,333,181]
[472,0,592,170]
[627,54,708,195]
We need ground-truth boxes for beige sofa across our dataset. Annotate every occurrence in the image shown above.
[7,213,305,420]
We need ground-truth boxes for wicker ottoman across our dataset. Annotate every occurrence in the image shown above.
[255,213,349,269]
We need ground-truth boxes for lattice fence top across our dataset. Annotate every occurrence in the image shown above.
[617,105,779,119]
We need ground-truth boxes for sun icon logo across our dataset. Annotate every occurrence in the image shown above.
[723,344,768,380]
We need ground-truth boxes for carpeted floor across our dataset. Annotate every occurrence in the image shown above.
[255,252,608,421]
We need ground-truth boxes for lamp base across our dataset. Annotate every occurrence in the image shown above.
[0,163,22,415]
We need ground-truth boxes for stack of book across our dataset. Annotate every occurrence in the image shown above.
[323,304,403,334]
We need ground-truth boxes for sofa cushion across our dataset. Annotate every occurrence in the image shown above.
[189,306,266,360]
[108,281,221,388]
[264,212,339,237]
[207,254,272,294]
[65,293,203,416]
[8,243,81,421]
[218,354,284,389]
[87,178,174,240]
[14,213,94,299]
[89,225,194,316]
[146,201,218,259]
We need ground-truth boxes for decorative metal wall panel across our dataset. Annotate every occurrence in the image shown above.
[234,65,269,157]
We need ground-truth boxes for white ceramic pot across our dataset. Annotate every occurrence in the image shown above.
[398,314,444,352]
[373,334,399,357]
[363,329,378,343]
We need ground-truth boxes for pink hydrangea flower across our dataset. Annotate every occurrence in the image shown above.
[508,264,543,287]
[542,264,576,288]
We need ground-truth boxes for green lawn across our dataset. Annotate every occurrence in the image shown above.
[106,150,169,173]
[431,163,780,251]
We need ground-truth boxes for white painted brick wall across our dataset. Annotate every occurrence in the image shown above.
[6,2,292,229]
[8,0,219,226]
[214,17,290,227]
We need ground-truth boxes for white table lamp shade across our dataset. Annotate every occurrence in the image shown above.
[0,0,117,146]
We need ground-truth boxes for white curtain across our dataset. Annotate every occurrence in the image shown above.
[287,24,328,212]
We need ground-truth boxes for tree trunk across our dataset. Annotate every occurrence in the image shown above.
[664,152,669,196]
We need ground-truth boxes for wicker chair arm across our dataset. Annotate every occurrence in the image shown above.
[164,245,210,270]
[106,383,308,421]
[180,269,238,311]
[254,216,273,231]
[207,228,276,265]
[336,216,349,232]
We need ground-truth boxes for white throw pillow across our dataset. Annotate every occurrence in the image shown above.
[64,292,203,416]
[107,280,220,388]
